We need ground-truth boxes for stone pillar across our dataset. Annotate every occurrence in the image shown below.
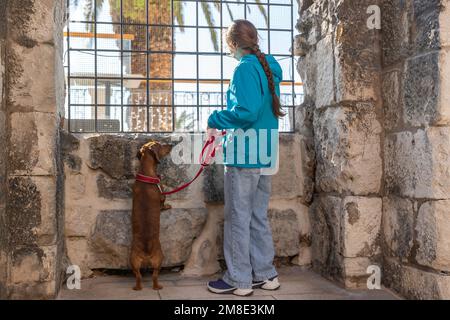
[381,0,450,299]
[0,0,8,300]
[0,0,66,299]
[296,0,383,288]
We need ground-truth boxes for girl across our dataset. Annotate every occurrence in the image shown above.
[206,19,284,297]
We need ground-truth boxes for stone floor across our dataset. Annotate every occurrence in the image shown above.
[58,266,401,300]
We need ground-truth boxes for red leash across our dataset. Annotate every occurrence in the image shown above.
[136,131,226,195]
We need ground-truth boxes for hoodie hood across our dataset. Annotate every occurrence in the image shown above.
[240,53,283,84]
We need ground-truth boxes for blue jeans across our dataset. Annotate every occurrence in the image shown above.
[222,166,278,289]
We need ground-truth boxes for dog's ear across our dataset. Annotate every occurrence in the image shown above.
[148,144,161,163]
[136,150,142,160]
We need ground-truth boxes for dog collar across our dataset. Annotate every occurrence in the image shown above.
[135,173,161,185]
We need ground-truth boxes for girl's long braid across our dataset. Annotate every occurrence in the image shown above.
[249,44,285,118]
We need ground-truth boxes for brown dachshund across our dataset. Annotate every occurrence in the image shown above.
[130,140,173,291]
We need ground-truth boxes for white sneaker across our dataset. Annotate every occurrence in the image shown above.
[253,276,281,291]
[233,288,254,296]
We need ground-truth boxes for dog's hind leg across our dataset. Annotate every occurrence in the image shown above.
[130,253,144,291]
[150,251,164,290]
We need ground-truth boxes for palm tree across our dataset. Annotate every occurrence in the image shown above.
[70,0,268,52]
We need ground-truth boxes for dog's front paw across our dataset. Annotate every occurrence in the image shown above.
[153,284,163,290]
[133,285,143,291]
[161,203,172,211]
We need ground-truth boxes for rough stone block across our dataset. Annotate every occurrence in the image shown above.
[202,164,224,203]
[382,70,401,131]
[271,134,308,201]
[66,238,93,279]
[385,128,450,199]
[382,196,415,260]
[268,206,306,257]
[65,205,95,238]
[403,52,443,126]
[381,0,411,66]
[315,35,334,108]
[384,257,450,299]
[7,0,59,44]
[333,0,380,102]
[9,245,57,298]
[340,197,382,258]
[416,200,450,272]
[7,43,58,113]
[89,209,207,269]
[441,2,450,48]
[310,195,343,280]
[314,104,382,195]
[398,0,442,57]
[9,112,57,176]
[342,257,380,289]
[7,176,57,247]
[97,174,133,200]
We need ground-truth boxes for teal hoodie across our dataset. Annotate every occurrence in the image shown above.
[207,53,282,168]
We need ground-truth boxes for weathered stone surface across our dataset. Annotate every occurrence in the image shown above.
[66,238,93,278]
[384,257,450,299]
[89,209,207,269]
[202,164,224,203]
[333,0,380,103]
[403,52,441,126]
[8,245,57,299]
[381,0,411,66]
[7,43,59,113]
[9,112,57,176]
[310,195,343,281]
[65,205,95,237]
[385,128,450,199]
[416,201,450,272]
[271,134,306,201]
[441,2,450,47]
[183,204,223,276]
[7,176,57,247]
[268,208,301,257]
[88,135,137,179]
[97,174,134,200]
[7,0,59,44]
[411,2,441,54]
[314,104,382,195]
[382,196,415,260]
[340,197,382,258]
[315,35,334,108]
[382,70,401,131]
[342,257,380,289]
[88,134,193,200]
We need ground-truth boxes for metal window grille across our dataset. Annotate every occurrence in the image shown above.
[64,0,303,133]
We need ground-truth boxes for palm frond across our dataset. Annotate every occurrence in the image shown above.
[173,0,185,32]
[254,0,269,27]
[200,2,219,52]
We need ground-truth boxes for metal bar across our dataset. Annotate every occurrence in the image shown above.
[67,0,71,133]
[68,21,292,32]
[120,0,124,132]
[196,0,199,132]
[94,0,98,133]
[146,0,150,132]
[171,0,175,132]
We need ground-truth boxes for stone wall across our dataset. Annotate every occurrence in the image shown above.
[0,0,66,299]
[381,0,450,299]
[62,133,313,278]
[0,0,8,300]
[295,0,384,288]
